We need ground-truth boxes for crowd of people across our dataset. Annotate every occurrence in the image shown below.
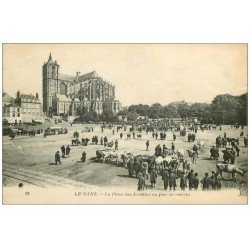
[50,121,247,192]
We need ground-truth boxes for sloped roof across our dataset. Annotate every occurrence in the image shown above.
[78,71,99,82]
[20,94,41,103]
[58,73,75,82]
[5,102,20,108]
[3,92,13,103]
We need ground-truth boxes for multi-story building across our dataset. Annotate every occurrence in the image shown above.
[42,53,122,116]
[3,91,43,123]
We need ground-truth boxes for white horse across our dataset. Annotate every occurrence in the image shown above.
[216,163,244,181]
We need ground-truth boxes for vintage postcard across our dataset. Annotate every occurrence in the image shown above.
[2,44,248,204]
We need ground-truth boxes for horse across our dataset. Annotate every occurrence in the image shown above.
[216,163,244,181]
[72,139,81,146]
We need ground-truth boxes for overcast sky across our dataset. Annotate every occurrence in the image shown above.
[3,44,247,106]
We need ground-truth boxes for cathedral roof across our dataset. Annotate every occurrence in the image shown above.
[58,73,75,83]
[78,71,99,82]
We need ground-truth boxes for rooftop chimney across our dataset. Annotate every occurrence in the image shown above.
[17,90,20,99]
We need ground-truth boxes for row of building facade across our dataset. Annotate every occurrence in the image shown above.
[3,91,43,123]
[3,53,122,123]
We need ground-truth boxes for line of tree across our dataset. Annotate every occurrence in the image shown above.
[75,93,247,125]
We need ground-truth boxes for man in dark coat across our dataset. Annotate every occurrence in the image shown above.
[146,140,149,151]
[193,173,199,190]
[173,133,176,141]
[214,173,221,190]
[235,145,240,157]
[120,132,123,139]
[162,168,170,190]
[210,171,216,190]
[171,142,175,153]
[169,171,177,191]
[187,169,195,190]
[244,137,247,147]
[180,172,187,191]
[66,145,71,157]
[150,169,157,187]
[55,151,62,165]
[115,140,118,150]
[155,132,158,139]
[61,145,65,158]
[104,136,108,147]
[81,151,86,163]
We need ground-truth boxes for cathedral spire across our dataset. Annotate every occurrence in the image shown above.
[48,52,52,61]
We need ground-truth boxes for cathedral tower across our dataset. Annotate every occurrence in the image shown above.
[42,53,60,114]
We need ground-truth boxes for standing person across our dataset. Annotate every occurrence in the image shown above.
[152,132,155,138]
[169,171,177,191]
[162,144,167,156]
[201,173,208,191]
[133,132,135,139]
[173,133,176,141]
[81,151,86,163]
[162,168,170,190]
[210,171,216,190]
[61,145,66,158]
[224,132,227,138]
[187,169,195,190]
[120,132,123,139]
[112,129,115,135]
[171,142,175,153]
[115,140,118,150]
[155,132,158,140]
[55,151,62,165]
[146,140,149,151]
[180,172,187,191]
[138,173,146,191]
[235,144,240,157]
[214,173,221,190]
[193,144,199,158]
[100,137,103,146]
[193,173,199,190]
[104,136,108,147]
[150,168,157,187]
[66,145,71,157]
[101,127,104,133]
[244,137,247,147]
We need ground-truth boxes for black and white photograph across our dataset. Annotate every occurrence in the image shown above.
[2,44,248,204]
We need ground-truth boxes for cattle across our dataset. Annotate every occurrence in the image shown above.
[216,163,244,181]
[222,149,236,164]
[137,134,142,139]
[210,147,219,160]
[188,133,196,142]
[226,137,239,145]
